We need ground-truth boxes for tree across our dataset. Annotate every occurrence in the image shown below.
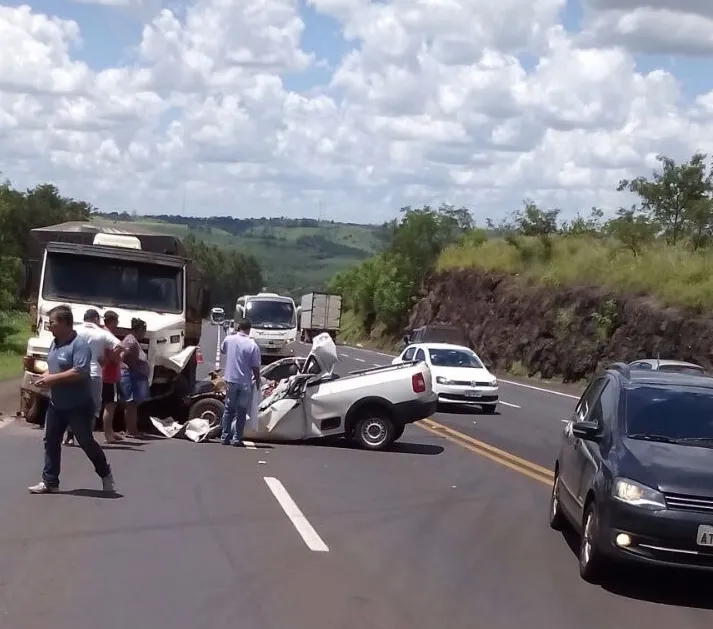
[604,208,657,256]
[617,153,713,245]
[329,205,473,333]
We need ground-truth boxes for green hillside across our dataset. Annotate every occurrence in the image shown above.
[94,212,387,296]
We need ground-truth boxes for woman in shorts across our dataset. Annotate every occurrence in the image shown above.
[119,318,150,438]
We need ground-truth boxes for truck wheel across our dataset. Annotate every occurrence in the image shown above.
[353,411,395,451]
[189,398,225,424]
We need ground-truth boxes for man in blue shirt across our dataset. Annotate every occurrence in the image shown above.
[220,318,261,446]
[28,305,116,494]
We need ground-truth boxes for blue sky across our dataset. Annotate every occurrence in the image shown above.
[3,0,711,221]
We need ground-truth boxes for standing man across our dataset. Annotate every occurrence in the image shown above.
[220,318,261,446]
[101,310,123,443]
[71,309,122,441]
[28,305,116,494]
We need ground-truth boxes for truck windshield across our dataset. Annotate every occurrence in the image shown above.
[42,252,183,314]
[246,300,295,329]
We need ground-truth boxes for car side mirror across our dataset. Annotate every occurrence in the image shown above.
[572,420,600,441]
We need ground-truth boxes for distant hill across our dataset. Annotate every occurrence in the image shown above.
[93,212,389,295]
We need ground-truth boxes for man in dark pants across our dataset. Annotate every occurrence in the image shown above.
[28,305,116,494]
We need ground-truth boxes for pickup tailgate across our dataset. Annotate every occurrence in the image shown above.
[344,361,437,422]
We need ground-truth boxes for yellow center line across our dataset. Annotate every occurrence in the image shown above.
[416,418,554,486]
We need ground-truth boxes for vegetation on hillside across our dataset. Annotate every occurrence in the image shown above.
[440,153,713,310]
[331,153,713,343]
[328,205,475,337]
[97,212,388,296]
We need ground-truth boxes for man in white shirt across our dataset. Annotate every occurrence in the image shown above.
[65,309,122,443]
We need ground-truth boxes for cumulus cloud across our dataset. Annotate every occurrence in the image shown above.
[0,0,712,224]
[579,0,713,55]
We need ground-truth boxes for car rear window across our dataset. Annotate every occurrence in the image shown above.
[656,365,704,376]
[625,385,713,440]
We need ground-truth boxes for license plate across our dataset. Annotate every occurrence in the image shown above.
[465,390,481,398]
[697,525,713,546]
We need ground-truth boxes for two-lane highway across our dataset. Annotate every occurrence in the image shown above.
[1,323,710,628]
[274,335,580,471]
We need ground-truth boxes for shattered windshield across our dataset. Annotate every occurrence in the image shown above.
[43,251,183,314]
[246,299,295,329]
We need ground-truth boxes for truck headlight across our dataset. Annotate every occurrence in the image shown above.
[24,357,48,374]
[436,376,453,385]
[613,478,667,510]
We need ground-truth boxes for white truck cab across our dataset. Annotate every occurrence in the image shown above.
[21,221,208,424]
[234,292,298,362]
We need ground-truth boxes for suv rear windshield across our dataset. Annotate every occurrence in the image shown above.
[625,385,713,441]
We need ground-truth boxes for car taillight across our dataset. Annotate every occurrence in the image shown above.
[412,372,426,393]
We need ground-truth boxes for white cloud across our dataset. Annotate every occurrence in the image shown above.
[579,0,713,55]
[0,0,712,224]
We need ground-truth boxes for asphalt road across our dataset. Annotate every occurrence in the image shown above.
[0,323,711,628]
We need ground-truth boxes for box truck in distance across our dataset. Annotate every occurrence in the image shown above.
[299,292,342,343]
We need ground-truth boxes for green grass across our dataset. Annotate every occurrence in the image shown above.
[0,311,30,380]
[94,216,385,296]
[337,310,399,352]
[437,235,713,311]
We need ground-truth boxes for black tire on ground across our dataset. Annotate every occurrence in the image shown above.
[549,469,566,530]
[352,410,396,451]
[188,397,225,424]
[482,404,497,414]
[579,500,609,583]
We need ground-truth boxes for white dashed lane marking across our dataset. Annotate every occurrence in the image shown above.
[263,477,329,552]
[499,401,521,409]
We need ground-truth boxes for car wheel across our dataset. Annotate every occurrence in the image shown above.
[579,501,608,583]
[549,470,565,530]
[482,404,497,414]
[353,411,395,451]
[188,398,225,425]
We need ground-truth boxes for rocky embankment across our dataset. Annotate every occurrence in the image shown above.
[408,269,713,382]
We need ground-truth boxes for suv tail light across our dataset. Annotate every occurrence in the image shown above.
[412,372,426,393]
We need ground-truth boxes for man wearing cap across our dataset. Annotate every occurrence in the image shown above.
[66,309,122,444]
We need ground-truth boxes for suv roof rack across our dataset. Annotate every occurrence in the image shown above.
[606,362,631,379]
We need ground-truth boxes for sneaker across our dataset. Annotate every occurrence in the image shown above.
[28,481,58,494]
[102,473,117,493]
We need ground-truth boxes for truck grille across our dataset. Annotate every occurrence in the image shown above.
[452,380,492,387]
[664,492,713,513]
